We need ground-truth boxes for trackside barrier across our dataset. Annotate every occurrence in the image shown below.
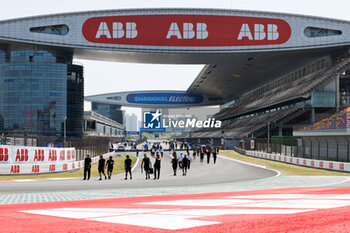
[0,145,116,175]
[241,149,350,173]
[0,145,76,164]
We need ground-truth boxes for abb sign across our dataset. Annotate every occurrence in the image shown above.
[32,165,40,173]
[15,149,29,162]
[0,148,9,161]
[48,150,57,161]
[49,164,56,172]
[34,149,45,162]
[0,146,76,164]
[10,165,20,174]
[83,15,291,46]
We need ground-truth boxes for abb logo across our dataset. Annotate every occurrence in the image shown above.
[63,164,68,171]
[166,23,208,39]
[10,165,20,174]
[60,151,65,161]
[49,164,56,172]
[0,148,9,161]
[72,163,75,169]
[15,149,29,162]
[238,24,280,41]
[34,149,45,162]
[48,150,57,161]
[67,150,71,160]
[32,165,40,173]
[96,22,137,39]
[83,15,291,47]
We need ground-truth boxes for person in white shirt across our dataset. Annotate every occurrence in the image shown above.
[186,153,191,170]
[178,153,184,169]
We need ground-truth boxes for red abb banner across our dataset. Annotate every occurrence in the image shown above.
[82,15,291,46]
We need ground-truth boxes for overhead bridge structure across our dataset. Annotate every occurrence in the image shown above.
[0,8,350,136]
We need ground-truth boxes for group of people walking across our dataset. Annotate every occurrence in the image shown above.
[194,146,219,164]
[171,152,191,176]
[83,143,219,181]
[83,154,119,180]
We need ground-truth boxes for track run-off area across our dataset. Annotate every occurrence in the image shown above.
[1,146,350,232]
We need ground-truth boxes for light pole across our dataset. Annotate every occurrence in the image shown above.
[63,116,67,146]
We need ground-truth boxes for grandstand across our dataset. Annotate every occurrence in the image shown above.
[300,107,350,131]
[189,55,350,142]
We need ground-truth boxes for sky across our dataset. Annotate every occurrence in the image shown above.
[0,0,349,117]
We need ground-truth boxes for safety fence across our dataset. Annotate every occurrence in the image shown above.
[0,144,116,175]
[241,137,350,163]
[0,135,119,161]
[235,147,350,173]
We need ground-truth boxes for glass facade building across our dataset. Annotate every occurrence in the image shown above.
[0,50,84,136]
[91,102,124,125]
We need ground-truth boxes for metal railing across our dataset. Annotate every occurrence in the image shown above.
[241,136,350,162]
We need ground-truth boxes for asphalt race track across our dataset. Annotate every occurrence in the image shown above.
[0,151,278,193]
[3,187,350,233]
[2,148,350,232]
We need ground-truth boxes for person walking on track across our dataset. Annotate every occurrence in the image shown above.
[200,148,204,163]
[83,154,92,180]
[141,154,152,179]
[182,154,189,176]
[206,147,211,164]
[153,154,161,179]
[178,153,184,169]
[171,153,178,176]
[213,147,218,164]
[186,153,191,170]
[124,155,133,180]
[106,156,114,179]
[98,155,107,180]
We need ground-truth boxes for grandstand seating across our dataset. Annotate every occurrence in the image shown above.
[192,57,350,139]
[192,107,301,138]
[299,107,350,131]
[215,57,350,121]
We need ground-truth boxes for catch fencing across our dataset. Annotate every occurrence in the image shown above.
[241,136,350,163]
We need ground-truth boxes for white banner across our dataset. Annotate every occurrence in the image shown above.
[244,150,350,173]
[0,145,76,164]
[0,151,116,175]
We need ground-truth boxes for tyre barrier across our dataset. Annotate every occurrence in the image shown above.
[243,150,350,173]
[0,145,115,175]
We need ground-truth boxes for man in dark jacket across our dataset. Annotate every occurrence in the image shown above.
[98,155,107,180]
[141,154,151,179]
[106,156,114,179]
[83,154,92,180]
[124,155,133,180]
[171,153,178,176]
[153,154,161,180]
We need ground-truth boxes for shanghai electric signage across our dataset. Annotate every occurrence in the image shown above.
[126,93,203,105]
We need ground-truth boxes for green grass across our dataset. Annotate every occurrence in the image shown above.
[0,154,138,180]
[220,150,350,176]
